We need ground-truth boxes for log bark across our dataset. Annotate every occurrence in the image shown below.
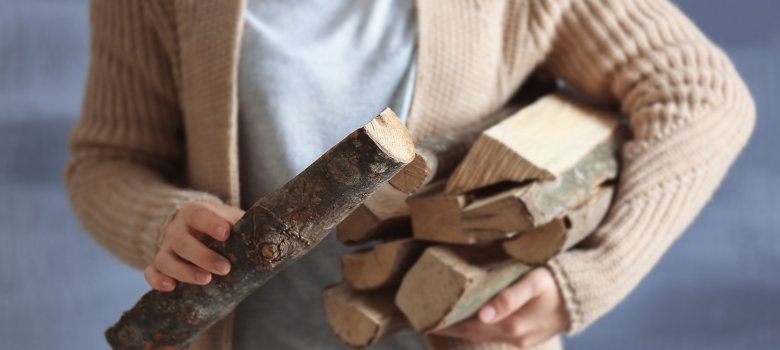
[323,283,408,348]
[502,185,614,265]
[395,245,530,332]
[105,109,415,350]
[460,136,622,238]
[342,238,427,290]
[445,93,621,194]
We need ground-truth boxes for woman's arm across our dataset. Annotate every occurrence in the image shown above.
[530,0,755,333]
[65,0,223,269]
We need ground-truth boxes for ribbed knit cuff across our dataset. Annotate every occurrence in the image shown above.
[424,335,562,350]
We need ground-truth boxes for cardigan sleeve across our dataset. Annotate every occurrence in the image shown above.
[65,0,222,269]
[525,0,755,333]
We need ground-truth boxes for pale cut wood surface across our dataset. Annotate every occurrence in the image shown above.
[389,148,437,194]
[395,245,530,332]
[336,183,412,245]
[460,136,621,239]
[445,93,620,194]
[407,181,476,244]
[323,283,407,348]
[342,238,427,290]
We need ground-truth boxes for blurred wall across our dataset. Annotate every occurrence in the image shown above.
[0,1,777,349]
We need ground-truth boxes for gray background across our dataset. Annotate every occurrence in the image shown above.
[0,0,777,349]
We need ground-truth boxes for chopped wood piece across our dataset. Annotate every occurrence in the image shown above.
[337,183,412,245]
[460,137,621,239]
[459,186,534,241]
[512,138,620,225]
[407,181,476,244]
[445,93,621,194]
[342,238,427,290]
[502,186,614,265]
[395,245,531,332]
[106,109,415,350]
[323,284,408,348]
[389,148,437,194]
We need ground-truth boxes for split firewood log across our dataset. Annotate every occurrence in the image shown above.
[446,93,621,194]
[395,245,530,333]
[323,283,408,348]
[502,185,614,265]
[342,238,427,290]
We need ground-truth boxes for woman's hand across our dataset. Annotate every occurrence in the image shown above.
[144,201,244,292]
[432,267,568,348]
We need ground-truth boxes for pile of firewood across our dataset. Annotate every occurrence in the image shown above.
[323,93,626,348]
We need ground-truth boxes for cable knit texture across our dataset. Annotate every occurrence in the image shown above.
[66,0,754,349]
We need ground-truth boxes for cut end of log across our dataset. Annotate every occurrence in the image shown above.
[337,205,381,244]
[395,245,529,332]
[336,204,412,245]
[323,284,406,348]
[364,108,416,165]
[389,148,437,194]
[444,93,621,194]
[407,182,476,245]
[342,238,426,290]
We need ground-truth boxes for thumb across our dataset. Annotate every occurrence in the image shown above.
[478,271,539,324]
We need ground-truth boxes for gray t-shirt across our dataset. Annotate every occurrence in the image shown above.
[234,0,421,348]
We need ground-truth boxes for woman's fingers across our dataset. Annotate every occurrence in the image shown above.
[479,272,538,324]
[154,251,212,286]
[182,203,233,241]
[144,265,176,292]
[171,232,231,275]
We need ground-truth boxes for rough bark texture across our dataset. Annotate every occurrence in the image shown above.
[517,138,621,225]
[323,283,408,348]
[395,245,530,332]
[460,135,622,238]
[105,110,415,350]
[342,238,427,290]
[502,186,614,265]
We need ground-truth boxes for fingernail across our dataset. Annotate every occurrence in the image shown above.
[216,226,228,240]
[195,271,211,283]
[161,280,174,290]
[480,306,496,322]
[214,260,231,275]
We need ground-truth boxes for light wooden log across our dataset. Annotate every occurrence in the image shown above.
[445,93,621,194]
[342,80,557,242]
[502,185,614,265]
[395,245,531,332]
[407,181,476,244]
[336,183,412,245]
[342,238,427,290]
[388,70,556,196]
[323,284,408,348]
[388,148,438,194]
[460,137,621,239]
[106,109,415,350]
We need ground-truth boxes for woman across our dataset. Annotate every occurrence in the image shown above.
[66,0,754,349]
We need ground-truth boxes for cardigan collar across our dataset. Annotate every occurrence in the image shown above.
[172,0,469,202]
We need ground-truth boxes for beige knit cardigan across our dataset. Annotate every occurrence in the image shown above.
[66,0,754,349]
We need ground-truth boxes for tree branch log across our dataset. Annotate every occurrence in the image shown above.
[105,109,415,349]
